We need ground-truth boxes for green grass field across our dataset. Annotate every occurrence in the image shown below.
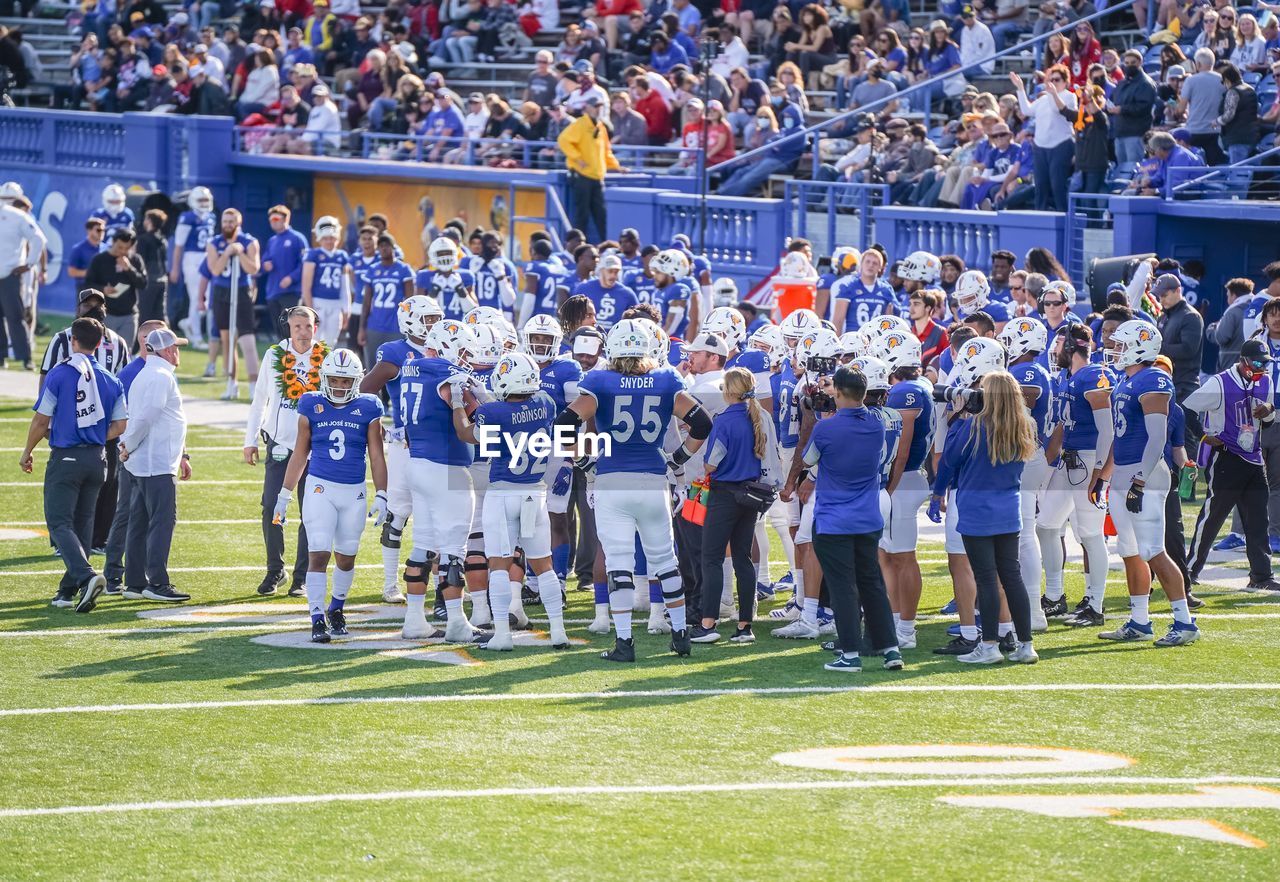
[1,391,1279,880]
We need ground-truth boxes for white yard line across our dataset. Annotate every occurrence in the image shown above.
[0,564,384,577]
[2,775,1279,819]
[0,480,266,487]
[0,619,597,638]
[1,682,1277,718]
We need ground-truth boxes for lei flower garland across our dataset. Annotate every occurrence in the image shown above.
[272,341,329,404]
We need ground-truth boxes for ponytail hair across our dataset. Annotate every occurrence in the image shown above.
[723,367,768,461]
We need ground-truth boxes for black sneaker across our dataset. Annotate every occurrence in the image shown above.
[690,624,721,644]
[670,628,691,657]
[75,574,106,613]
[104,580,123,596]
[142,585,190,603]
[311,618,331,644]
[121,585,148,600]
[1247,577,1280,594]
[287,582,305,598]
[1187,591,1205,610]
[882,648,905,670]
[50,590,76,608]
[521,585,540,604]
[328,608,349,638]
[729,625,755,644]
[1072,597,1091,615]
[933,635,980,655]
[1065,607,1105,627]
[433,586,448,621]
[998,631,1017,653]
[1041,595,1069,618]
[601,636,636,662]
[257,569,286,596]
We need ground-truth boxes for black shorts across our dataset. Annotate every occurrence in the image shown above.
[212,287,256,337]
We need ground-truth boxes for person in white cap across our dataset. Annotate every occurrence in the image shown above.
[0,183,47,371]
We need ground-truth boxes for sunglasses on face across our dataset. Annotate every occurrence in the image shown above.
[1042,299,1067,307]
[1247,358,1269,370]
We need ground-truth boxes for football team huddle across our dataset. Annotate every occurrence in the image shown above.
[270,222,1201,667]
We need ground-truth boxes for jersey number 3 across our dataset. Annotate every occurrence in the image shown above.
[328,428,346,460]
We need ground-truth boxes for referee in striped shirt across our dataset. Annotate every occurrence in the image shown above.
[40,288,132,553]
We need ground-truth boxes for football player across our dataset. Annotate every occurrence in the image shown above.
[573,253,638,331]
[815,246,860,321]
[651,249,694,339]
[170,186,215,350]
[519,238,570,325]
[274,350,388,644]
[831,247,896,333]
[92,183,135,233]
[469,231,519,319]
[301,216,354,347]
[417,236,478,322]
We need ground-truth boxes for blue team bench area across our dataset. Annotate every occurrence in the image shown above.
[3,106,1280,318]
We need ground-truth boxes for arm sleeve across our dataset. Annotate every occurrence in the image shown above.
[1182,375,1223,417]
[1139,412,1168,479]
[1091,406,1113,470]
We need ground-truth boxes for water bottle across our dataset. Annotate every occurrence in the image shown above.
[1179,464,1197,502]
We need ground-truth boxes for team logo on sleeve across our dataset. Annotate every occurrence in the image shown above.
[314,403,324,414]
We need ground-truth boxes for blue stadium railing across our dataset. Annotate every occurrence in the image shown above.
[1168,144,1280,198]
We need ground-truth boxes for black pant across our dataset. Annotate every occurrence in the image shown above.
[812,531,897,655]
[571,468,598,585]
[568,172,607,244]
[124,473,178,587]
[699,482,759,624]
[269,293,301,340]
[0,275,31,363]
[1165,478,1191,590]
[343,312,362,353]
[1189,131,1227,166]
[675,514,704,615]
[92,439,119,549]
[1188,448,1272,583]
[138,280,168,325]
[103,466,135,584]
[261,444,309,585]
[45,446,106,592]
[962,531,1031,643]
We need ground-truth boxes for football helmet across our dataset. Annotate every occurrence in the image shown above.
[651,249,691,282]
[703,306,748,348]
[794,328,841,375]
[313,215,341,241]
[429,236,458,273]
[188,185,213,214]
[319,349,364,405]
[873,329,923,372]
[899,250,942,284]
[998,316,1049,361]
[711,277,739,307]
[851,355,890,391]
[831,246,861,275]
[469,324,506,368]
[780,308,822,346]
[491,352,542,400]
[425,318,477,364]
[521,314,563,361]
[1110,319,1162,368]
[102,183,126,214]
[396,295,442,340]
[951,337,1007,388]
[605,318,658,361]
[955,270,991,316]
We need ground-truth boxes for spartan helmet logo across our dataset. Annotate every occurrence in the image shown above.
[1138,328,1154,343]
[497,358,512,376]
[876,318,894,332]
[886,335,902,349]
[802,334,817,349]
[964,342,983,359]
[1017,319,1036,334]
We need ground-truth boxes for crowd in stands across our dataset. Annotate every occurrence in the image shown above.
[6,0,1280,201]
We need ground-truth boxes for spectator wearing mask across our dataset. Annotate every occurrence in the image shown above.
[1070,84,1111,194]
[1178,48,1227,165]
[1109,50,1158,177]
[718,85,805,196]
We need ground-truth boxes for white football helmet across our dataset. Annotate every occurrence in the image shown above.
[899,250,942,284]
[188,185,213,214]
[0,181,24,203]
[651,248,691,282]
[605,318,658,361]
[780,308,822,347]
[319,348,364,404]
[1110,319,1162,368]
[873,329,922,372]
[831,246,860,275]
[464,305,506,328]
[955,270,991,316]
[1043,279,1077,307]
[837,331,864,359]
[711,277,739,307]
[851,355,890,391]
[521,314,563,361]
[794,328,841,374]
[469,324,506,368]
[703,306,748,348]
[749,324,787,368]
[429,236,458,272]
[863,314,912,339]
[425,318,477,364]
[649,324,672,364]
[313,215,341,241]
[396,295,442,340]
[951,337,1007,388]
[102,183,126,214]
[998,316,1049,361]
[491,352,542,400]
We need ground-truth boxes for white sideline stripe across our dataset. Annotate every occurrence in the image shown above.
[0,619,598,638]
[0,564,384,577]
[3,776,1280,819]
[2,682,1278,718]
[0,480,265,487]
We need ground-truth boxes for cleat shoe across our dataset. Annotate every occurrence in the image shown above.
[90,546,106,557]
[998,631,1017,653]
[816,610,836,635]
[257,569,287,596]
[1213,532,1246,552]
[1065,607,1105,627]
[957,642,1005,664]
[220,380,239,401]
[882,649,904,670]
[940,598,958,615]
[432,588,447,622]
[1008,642,1039,664]
[755,582,775,601]
[1099,619,1154,641]
[311,618,330,643]
[444,617,482,644]
[328,609,349,639]
[933,635,979,655]
[601,636,636,662]
[509,609,531,630]
[1246,578,1280,594]
[647,607,671,634]
[104,580,123,596]
[729,625,755,644]
[75,574,106,613]
[50,591,76,609]
[1030,608,1049,632]
[1041,595,1069,618]
[773,619,820,639]
[670,628,691,657]
[824,653,862,672]
[690,624,721,644]
[382,586,406,604]
[142,585,190,603]
[1072,597,1091,615]
[587,614,612,635]
[895,629,917,650]
[769,597,800,620]
[478,632,513,651]
[1154,619,1201,647]
[1186,591,1205,610]
[121,585,147,600]
[287,583,305,598]
[401,618,438,640]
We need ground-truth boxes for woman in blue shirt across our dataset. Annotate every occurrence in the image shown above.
[918,21,962,112]
[930,370,1039,664]
[801,366,903,673]
[691,368,781,646]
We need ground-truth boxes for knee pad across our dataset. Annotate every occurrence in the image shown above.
[380,517,402,549]
[445,555,466,588]
[513,547,527,571]
[464,558,488,573]
[607,570,635,594]
[404,555,432,588]
[657,569,683,601]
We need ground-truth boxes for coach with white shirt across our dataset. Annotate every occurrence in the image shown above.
[119,328,193,603]
[0,188,48,371]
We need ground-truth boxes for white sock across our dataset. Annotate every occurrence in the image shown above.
[660,573,684,631]
[793,569,805,597]
[509,577,527,618]
[332,567,354,605]
[594,601,609,621]
[802,596,819,625]
[611,587,635,640]
[381,545,401,590]
[469,587,489,618]
[405,592,426,627]
[961,624,979,641]
[1170,598,1191,625]
[893,612,901,628]
[445,596,464,623]
[1038,526,1065,600]
[753,520,770,582]
[1130,594,1151,626]
[1082,533,1109,610]
[997,621,1013,637]
[488,572,511,639]
[897,617,915,637]
[536,570,566,640]
[305,571,327,618]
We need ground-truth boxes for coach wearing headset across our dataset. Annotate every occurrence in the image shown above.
[801,366,902,673]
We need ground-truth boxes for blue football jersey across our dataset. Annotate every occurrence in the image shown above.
[176,210,215,252]
[365,260,414,333]
[579,366,686,475]
[375,338,428,429]
[402,357,472,466]
[574,279,638,331]
[300,391,384,485]
[626,269,660,307]
[474,392,558,485]
[416,268,477,321]
[1059,363,1112,451]
[656,282,691,338]
[1009,360,1053,447]
[886,378,936,470]
[207,232,256,289]
[871,404,903,488]
[1111,367,1173,466]
[91,206,135,232]
[726,347,771,396]
[770,369,802,449]
[833,276,895,332]
[304,248,352,301]
[350,251,379,308]
[524,259,569,318]
[472,257,518,315]
[539,357,584,412]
